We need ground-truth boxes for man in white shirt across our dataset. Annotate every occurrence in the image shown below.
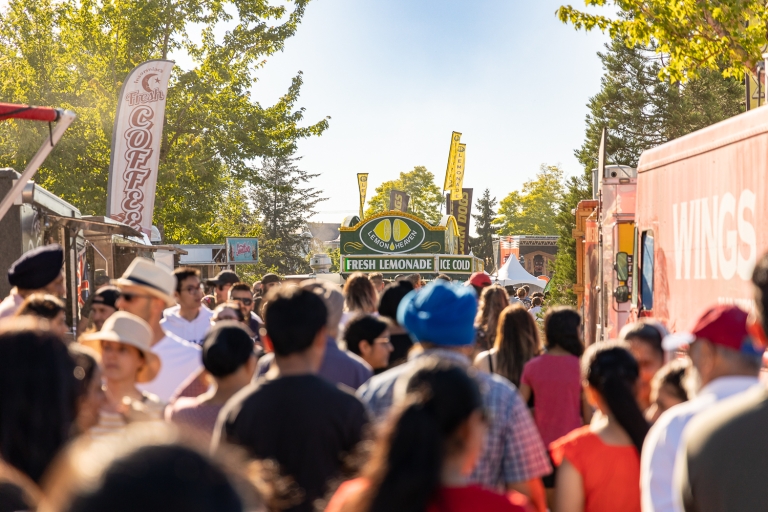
[161,267,212,346]
[114,258,202,402]
[640,305,762,512]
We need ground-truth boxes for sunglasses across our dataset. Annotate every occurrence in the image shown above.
[232,297,253,306]
[122,292,154,302]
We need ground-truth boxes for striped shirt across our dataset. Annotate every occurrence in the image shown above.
[89,392,165,438]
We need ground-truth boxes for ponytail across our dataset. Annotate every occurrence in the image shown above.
[584,343,649,453]
[346,360,484,512]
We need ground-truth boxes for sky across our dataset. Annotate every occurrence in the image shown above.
[0,0,611,225]
[243,0,611,223]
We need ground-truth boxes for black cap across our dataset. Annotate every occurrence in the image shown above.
[261,273,281,285]
[205,270,240,287]
[92,286,120,309]
[8,244,64,290]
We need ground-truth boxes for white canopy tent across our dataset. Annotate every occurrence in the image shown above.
[494,255,548,290]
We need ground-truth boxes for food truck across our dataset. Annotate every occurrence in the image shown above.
[576,105,768,338]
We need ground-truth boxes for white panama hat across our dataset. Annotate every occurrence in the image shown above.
[80,311,161,383]
[112,257,177,307]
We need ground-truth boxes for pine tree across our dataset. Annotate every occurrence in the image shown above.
[548,37,743,306]
[250,156,325,275]
[470,189,497,272]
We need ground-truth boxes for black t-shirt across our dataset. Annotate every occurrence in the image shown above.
[217,375,368,512]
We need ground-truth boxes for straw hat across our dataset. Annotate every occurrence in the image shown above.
[112,258,176,307]
[80,312,161,383]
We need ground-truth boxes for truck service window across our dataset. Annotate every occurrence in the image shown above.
[641,231,654,311]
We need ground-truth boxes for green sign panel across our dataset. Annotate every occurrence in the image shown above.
[359,216,426,254]
[437,256,474,273]
[341,212,457,256]
[343,256,435,273]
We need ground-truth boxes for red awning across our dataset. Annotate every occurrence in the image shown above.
[0,103,59,122]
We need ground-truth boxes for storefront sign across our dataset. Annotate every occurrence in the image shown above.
[226,237,258,264]
[343,256,435,273]
[359,215,426,254]
[437,256,474,273]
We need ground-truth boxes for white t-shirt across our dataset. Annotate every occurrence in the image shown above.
[137,333,202,403]
[160,305,213,346]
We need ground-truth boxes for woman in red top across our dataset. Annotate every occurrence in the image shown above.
[551,343,650,512]
[325,361,528,512]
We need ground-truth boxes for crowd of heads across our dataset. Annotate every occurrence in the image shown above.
[4,244,768,512]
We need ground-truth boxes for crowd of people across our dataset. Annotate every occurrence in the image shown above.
[1,244,768,512]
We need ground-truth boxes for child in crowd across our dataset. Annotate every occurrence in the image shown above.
[645,358,690,423]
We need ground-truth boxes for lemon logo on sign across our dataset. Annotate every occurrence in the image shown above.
[361,216,425,254]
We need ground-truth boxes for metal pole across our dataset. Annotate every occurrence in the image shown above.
[0,109,76,221]
[763,53,768,106]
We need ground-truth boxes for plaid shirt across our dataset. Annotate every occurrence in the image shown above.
[358,349,551,489]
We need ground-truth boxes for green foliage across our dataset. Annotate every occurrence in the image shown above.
[0,0,328,244]
[557,1,768,81]
[325,247,340,273]
[548,175,591,306]
[576,39,744,172]
[469,188,497,271]
[250,155,325,275]
[494,164,564,236]
[547,37,742,307]
[364,166,443,224]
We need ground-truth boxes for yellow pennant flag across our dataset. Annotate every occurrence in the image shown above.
[451,144,466,200]
[443,132,462,191]
[357,173,369,219]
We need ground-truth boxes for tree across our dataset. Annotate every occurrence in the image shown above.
[364,166,443,224]
[469,189,497,271]
[0,0,329,244]
[547,38,742,306]
[548,175,591,306]
[576,39,744,172]
[250,155,325,275]
[494,164,564,236]
[557,1,768,81]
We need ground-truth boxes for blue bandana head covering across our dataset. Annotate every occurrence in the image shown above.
[397,280,478,347]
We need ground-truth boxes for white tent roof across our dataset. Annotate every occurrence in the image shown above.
[494,255,548,288]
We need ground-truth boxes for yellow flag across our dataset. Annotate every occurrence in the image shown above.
[451,144,466,200]
[443,131,462,191]
[357,173,369,219]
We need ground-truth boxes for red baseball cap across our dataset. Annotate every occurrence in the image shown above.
[466,272,492,288]
[662,304,764,355]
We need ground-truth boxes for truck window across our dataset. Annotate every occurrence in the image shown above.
[641,231,654,311]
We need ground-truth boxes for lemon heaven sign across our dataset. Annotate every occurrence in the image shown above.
[360,216,425,254]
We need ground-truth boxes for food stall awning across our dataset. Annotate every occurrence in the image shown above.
[46,214,143,238]
[112,239,188,255]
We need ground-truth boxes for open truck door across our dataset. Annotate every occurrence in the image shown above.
[0,103,76,221]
